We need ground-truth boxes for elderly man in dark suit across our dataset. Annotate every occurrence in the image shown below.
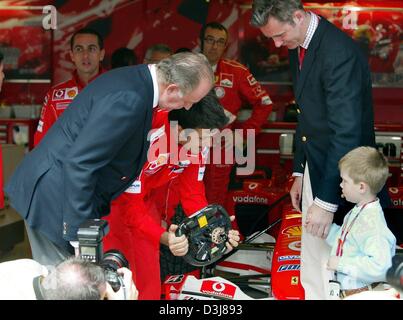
[5,52,214,266]
[251,0,390,299]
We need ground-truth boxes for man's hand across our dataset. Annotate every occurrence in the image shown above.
[290,176,302,212]
[167,224,189,256]
[305,203,334,238]
[225,216,241,252]
[327,256,340,271]
[105,267,138,300]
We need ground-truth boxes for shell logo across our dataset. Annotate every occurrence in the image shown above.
[67,89,77,98]
[282,225,302,237]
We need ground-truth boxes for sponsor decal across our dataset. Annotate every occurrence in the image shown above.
[198,166,206,181]
[198,215,208,228]
[53,89,66,100]
[389,187,398,194]
[55,102,69,110]
[291,276,299,285]
[165,275,185,284]
[392,198,403,207]
[278,255,300,261]
[200,280,236,299]
[248,182,258,190]
[214,86,225,98]
[288,240,302,252]
[278,264,300,272]
[247,74,257,86]
[232,195,268,204]
[223,108,236,124]
[220,73,234,88]
[36,120,43,132]
[125,180,141,193]
[66,87,78,98]
[252,86,265,97]
[282,225,302,237]
[261,95,272,105]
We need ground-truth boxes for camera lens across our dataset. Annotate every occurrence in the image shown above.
[100,249,129,292]
[101,249,129,271]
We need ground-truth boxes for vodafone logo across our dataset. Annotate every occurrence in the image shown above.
[200,280,236,299]
[392,198,403,207]
[248,182,258,190]
[232,195,268,204]
[212,282,226,292]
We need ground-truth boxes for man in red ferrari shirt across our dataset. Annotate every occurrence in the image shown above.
[103,92,240,300]
[198,22,274,208]
[34,28,105,146]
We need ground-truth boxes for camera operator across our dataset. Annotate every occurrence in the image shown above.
[0,257,138,300]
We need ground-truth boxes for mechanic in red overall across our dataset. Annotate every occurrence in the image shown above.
[103,92,240,300]
[197,22,274,208]
[34,28,105,146]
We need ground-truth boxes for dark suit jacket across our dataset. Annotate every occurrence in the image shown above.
[5,65,154,251]
[290,17,390,209]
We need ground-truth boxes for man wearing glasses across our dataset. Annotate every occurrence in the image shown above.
[197,21,274,208]
[34,28,105,146]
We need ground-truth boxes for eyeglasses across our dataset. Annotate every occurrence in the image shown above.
[204,37,226,47]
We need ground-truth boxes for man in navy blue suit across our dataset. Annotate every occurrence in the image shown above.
[251,0,389,299]
[5,52,214,266]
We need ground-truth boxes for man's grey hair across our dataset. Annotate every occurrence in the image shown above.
[41,257,106,300]
[156,52,214,95]
[145,43,173,60]
[250,0,304,27]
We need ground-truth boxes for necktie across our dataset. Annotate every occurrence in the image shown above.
[299,47,306,70]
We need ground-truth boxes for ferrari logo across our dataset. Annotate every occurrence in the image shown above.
[198,215,208,228]
[291,276,299,285]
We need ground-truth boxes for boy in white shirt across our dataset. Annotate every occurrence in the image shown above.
[326,146,396,299]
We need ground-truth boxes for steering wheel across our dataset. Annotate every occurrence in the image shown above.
[176,204,232,267]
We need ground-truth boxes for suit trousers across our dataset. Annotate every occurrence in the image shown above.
[25,222,72,266]
[301,163,332,300]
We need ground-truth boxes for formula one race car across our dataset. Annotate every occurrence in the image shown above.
[162,157,403,300]
[162,203,305,300]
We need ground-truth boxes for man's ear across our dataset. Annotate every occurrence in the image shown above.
[99,48,105,62]
[69,50,74,62]
[293,10,305,26]
[166,83,181,95]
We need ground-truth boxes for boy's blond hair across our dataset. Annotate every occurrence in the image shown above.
[338,146,389,194]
